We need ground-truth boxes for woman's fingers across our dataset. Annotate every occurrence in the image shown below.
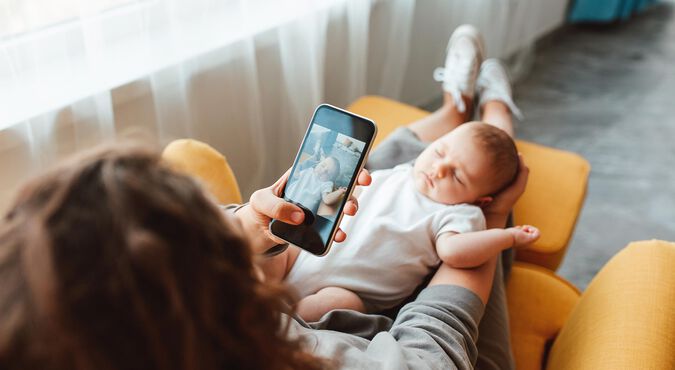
[339,169,368,218]
[250,183,304,225]
[343,198,359,216]
[334,229,347,243]
[487,154,530,212]
[511,154,530,194]
[251,167,368,232]
[357,168,371,186]
[499,154,528,200]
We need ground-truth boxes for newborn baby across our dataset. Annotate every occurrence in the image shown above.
[285,122,540,321]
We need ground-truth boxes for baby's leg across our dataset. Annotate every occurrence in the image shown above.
[296,287,366,322]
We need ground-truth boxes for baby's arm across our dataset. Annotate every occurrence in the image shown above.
[296,287,366,322]
[322,187,347,205]
[436,226,540,269]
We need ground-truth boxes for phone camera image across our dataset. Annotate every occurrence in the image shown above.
[284,124,367,245]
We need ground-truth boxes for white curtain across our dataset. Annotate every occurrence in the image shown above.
[0,0,407,209]
[0,0,567,212]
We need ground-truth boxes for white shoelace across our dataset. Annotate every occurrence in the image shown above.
[433,67,467,113]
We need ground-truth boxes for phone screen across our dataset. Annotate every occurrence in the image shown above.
[271,104,376,256]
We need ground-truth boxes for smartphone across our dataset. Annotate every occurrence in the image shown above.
[269,104,377,256]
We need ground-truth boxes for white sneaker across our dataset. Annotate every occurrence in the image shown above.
[476,59,523,120]
[433,24,485,113]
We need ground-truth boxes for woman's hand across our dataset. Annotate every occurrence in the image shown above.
[482,154,529,228]
[237,168,372,254]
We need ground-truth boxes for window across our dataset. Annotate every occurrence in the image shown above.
[0,0,140,39]
[0,0,344,128]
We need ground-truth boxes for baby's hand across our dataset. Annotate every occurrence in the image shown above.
[507,225,540,248]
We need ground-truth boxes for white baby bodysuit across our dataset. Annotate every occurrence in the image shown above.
[285,163,485,312]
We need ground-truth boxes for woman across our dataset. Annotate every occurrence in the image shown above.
[0,21,526,369]
[0,138,525,370]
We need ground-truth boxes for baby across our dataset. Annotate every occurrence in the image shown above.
[285,156,346,215]
[285,121,540,321]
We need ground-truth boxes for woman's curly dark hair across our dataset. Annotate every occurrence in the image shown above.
[0,144,326,370]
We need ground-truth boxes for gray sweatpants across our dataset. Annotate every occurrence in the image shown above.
[366,127,515,370]
[291,285,484,369]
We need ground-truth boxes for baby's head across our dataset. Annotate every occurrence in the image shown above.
[314,156,341,182]
[413,122,518,206]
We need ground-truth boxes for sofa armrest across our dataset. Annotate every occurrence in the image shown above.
[506,263,580,370]
[546,240,675,370]
[513,141,590,270]
[348,96,429,148]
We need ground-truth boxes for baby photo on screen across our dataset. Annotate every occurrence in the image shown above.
[285,124,366,222]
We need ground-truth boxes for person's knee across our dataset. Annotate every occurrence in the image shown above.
[317,287,365,311]
[296,287,365,322]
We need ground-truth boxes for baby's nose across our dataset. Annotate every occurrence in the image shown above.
[431,164,443,178]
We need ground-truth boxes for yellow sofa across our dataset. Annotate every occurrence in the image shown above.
[162,96,675,369]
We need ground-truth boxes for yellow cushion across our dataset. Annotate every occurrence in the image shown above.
[513,141,590,270]
[546,240,675,370]
[347,96,590,270]
[162,139,242,204]
[348,96,430,149]
[506,263,580,370]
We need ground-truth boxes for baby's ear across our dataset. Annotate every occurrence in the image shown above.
[474,196,493,208]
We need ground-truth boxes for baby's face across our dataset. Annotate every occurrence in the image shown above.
[314,158,337,182]
[413,124,495,205]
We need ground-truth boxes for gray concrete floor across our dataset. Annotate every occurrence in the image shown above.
[426,3,675,290]
[515,3,675,290]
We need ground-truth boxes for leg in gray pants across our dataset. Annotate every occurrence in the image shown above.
[366,127,515,370]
